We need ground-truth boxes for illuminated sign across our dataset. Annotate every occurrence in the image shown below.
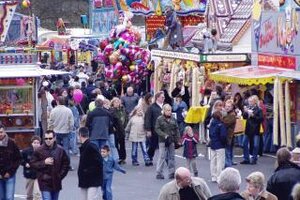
[200,54,249,62]
[258,54,296,70]
[151,50,200,62]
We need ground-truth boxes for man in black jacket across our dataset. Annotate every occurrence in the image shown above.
[21,135,42,200]
[267,147,300,200]
[0,125,21,200]
[144,91,164,162]
[78,127,103,200]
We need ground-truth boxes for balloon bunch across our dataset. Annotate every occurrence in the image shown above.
[94,12,151,84]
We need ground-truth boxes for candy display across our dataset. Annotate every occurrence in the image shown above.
[93,12,151,84]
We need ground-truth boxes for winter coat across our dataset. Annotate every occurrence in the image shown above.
[267,161,300,200]
[48,105,74,134]
[86,107,113,140]
[21,146,37,179]
[223,110,236,145]
[144,103,162,134]
[110,107,127,139]
[155,115,180,144]
[241,190,277,200]
[209,118,227,150]
[30,143,70,192]
[0,136,21,177]
[103,155,126,180]
[208,192,244,200]
[182,133,198,159]
[243,105,263,137]
[125,115,146,142]
[173,101,187,123]
[158,177,212,200]
[78,139,103,188]
[121,93,139,114]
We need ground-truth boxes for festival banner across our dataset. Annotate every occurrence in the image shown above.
[0,2,18,42]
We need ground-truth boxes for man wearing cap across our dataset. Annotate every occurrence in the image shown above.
[241,171,277,200]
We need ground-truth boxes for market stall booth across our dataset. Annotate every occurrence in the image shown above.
[0,53,68,149]
[209,65,299,148]
[36,37,70,65]
[150,49,250,106]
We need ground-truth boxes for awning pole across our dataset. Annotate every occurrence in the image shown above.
[273,77,279,145]
[285,80,292,147]
[278,78,286,146]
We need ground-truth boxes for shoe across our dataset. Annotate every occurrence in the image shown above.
[251,160,257,165]
[118,160,126,165]
[132,162,140,166]
[240,160,250,164]
[69,166,75,171]
[145,161,153,166]
[232,162,238,166]
[194,172,198,177]
[156,174,165,180]
[169,173,175,179]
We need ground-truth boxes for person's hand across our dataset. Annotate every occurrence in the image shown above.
[45,157,54,165]
[146,131,152,137]
[123,170,127,174]
[25,163,30,168]
[165,135,169,139]
[4,173,10,179]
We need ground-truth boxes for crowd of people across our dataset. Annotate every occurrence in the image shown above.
[1,63,300,200]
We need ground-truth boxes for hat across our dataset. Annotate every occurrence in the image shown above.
[245,172,265,188]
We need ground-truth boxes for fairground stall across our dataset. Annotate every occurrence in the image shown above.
[0,53,68,149]
[209,64,300,148]
[150,49,250,107]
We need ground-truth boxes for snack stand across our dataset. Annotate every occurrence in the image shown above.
[0,53,68,149]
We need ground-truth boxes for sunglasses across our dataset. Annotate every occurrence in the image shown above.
[44,137,53,140]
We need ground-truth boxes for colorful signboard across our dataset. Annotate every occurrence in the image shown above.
[255,11,300,56]
[118,0,207,16]
[91,7,118,35]
[0,53,37,65]
[258,53,296,69]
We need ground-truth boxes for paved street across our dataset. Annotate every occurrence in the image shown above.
[14,143,276,200]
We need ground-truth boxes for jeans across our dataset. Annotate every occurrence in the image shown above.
[178,121,186,137]
[56,133,71,158]
[225,141,234,167]
[156,143,175,176]
[91,139,108,150]
[69,131,79,155]
[108,134,119,161]
[102,178,113,200]
[0,174,16,200]
[41,191,59,200]
[131,142,150,163]
[263,118,276,153]
[243,134,260,162]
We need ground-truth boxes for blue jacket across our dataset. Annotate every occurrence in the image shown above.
[86,107,113,140]
[103,156,126,180]
[209,118,227,150]
[173,101,187,123]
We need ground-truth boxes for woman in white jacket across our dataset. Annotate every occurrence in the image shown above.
[125,106,153,166]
